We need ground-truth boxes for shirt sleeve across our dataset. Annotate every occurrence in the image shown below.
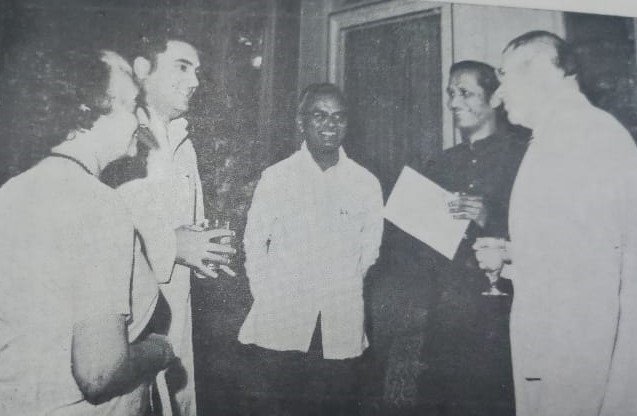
[117,177,177,284]
[592,125,637,413]
[174,138,206,224]
[243,170,279,299]
[72,198,133,321]
[357,177,384,276]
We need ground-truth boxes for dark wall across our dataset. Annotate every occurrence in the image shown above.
[566,12,637,138]
[0,1,222,182]
[0,2,300,414]
[0,0,300,207]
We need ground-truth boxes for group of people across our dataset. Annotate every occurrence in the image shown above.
[414,31,637,416]
[0,34,233,415]
[1,24,637,416]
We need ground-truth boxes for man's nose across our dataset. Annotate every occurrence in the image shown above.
[490,86,504,109]
[448,94,461,110]
[187,70,199,89]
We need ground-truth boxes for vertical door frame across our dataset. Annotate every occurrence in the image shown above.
[328,0,454,148]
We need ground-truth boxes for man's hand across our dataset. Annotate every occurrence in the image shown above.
[175,225,236,278]
[175,225,236,275]
[448,194,488,228]
[472,237,511,273]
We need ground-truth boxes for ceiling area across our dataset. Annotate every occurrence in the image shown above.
[11,0,262,13]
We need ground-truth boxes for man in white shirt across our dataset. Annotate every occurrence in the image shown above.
[239,83,384,415]
[114,32,236,416]
[474,31,637,416]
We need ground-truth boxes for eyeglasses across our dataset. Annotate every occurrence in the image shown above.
[305,110,348,125]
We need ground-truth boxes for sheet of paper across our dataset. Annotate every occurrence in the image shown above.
[384,166,470,259]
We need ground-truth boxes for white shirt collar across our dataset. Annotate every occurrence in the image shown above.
[167,117,189,152]
[146,107,189,153]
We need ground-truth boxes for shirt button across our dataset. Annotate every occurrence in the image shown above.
[469,183,475,189]
[472,159,477,164]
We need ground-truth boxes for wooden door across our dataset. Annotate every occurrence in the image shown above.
[330,2,452,198]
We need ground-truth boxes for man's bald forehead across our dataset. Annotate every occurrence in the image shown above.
[503,37,557,70]
[298,83,347,114]
[503,30,577,76]
[505,31,560,53]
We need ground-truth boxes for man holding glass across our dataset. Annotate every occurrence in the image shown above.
[414,60,527,416]
[114,31,236,416]
[475,31,637,416]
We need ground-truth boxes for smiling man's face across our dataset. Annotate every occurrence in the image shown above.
[303,93,348,155]
[142,40,200,120]
[447,69,495,135]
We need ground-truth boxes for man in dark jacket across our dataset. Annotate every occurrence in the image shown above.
[416,60,528,416]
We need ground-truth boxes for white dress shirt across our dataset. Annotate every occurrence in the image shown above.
[239,143,384,359]
[507,88,637,416]
[117,117,202,416]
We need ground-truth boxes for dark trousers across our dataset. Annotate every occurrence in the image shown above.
[241,316,362,416]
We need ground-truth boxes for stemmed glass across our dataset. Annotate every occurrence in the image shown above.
[481,270,508,296]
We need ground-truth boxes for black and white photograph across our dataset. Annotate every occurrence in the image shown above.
[0,0,636,415]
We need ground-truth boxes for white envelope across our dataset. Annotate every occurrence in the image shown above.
[384,166,470,259]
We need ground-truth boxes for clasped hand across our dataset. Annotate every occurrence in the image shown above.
[447,193,488,228]
[175,224,237,278]
[472,237,511,274]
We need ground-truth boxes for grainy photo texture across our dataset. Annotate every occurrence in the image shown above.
[0,1,636,415]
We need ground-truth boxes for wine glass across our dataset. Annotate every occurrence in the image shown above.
[481,270,508,296]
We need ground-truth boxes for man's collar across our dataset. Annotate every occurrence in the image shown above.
[146,106,189,153]
[167,117,189,152]
[465,130,500,151]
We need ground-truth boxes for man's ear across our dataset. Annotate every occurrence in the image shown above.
[295,114,304,133]
[133,57,151,80]
[489,87,503,109]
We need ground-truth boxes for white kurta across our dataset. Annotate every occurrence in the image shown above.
[117,118,203,416]
[507,88,637,416]
[239,143,384,359]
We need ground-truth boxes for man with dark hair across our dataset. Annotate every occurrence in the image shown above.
[411,60,526,415]
[475,31,637,416]
[239,82,383,415]
[449,60,502,101]
[114,33,235,416]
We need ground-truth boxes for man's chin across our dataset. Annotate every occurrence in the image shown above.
[454,116,478,130]
[320,141,341,151]
[170,101,190,118]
